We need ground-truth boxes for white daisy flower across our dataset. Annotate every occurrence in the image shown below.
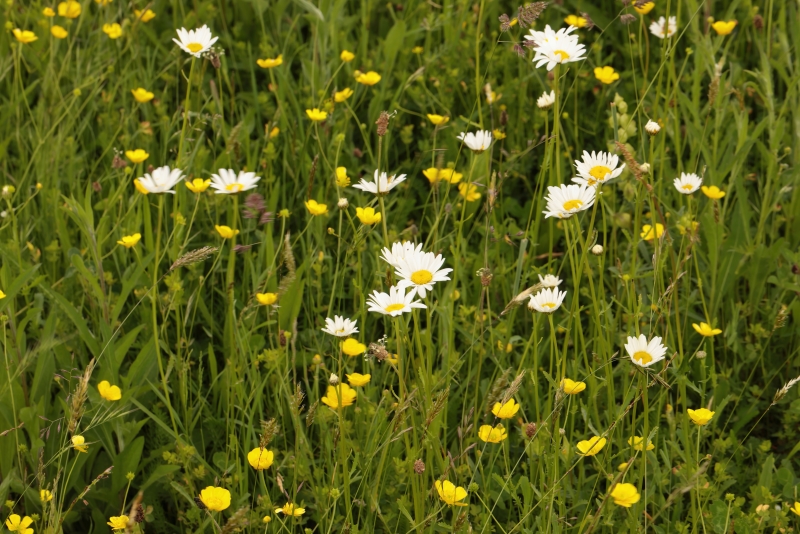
[673,172,702,195]
[173,25,219,57]
[210,169,261,194]
[537,90,555,109]
[624,334,668,368]
[352,170,407,195]
[649,16,677,39]
[543,184,596,219]
[367,285,426,317]
[530,28,586,71]
[527,288,567,313]
[381,241,425,269]
[538,274,562,287]
[645,120,661,135]
[526,24,578,47]
[572,151,625,187]
[457,130,493,153]
[134,166,184,194]
[321,315,359,337]
[394,249,452,298]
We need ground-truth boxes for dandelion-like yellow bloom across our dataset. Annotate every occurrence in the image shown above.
[58,1,82,18]
[459,183,481,202]
[125,149,149,163]
[247,447,274,470]
[628,436,655,451]
[269,126,280,138]
[341,338,366,357]
[257,55,283,68]
[198,486,231,512]
[633,2,655,14]
[40,489,53,502]
[262,515,272,523]
[594,66,620,84]
[491,398,520,419]
[4,515,33,534]
[411,46,423,54]
[610,483,641,507]
[306,108,328,122]
[134,9,156,22]
[334,88,354,102]
[687,408,715,426]
[427,114,449,125]
[340,50,355,62]
[640,223,665,241]
[561,378,586,394]
[256,292,278,306]
[13,29,38,44]
[346,373,371,387]
[72,435,89,453]
[356,207,381,225]
[790,502,800,516]
[43,7,56,16]
[321,383,357,408]
[305,199,328,216]
[335,167,350,187]
[131,87,154,102]
[576,436,606,456]
[711,20,737,35]
[701,185,725,199]
[355,71,381,85]
[0,290,6,299]
[98,380,122,401]
[478,424,508,443]
[103,23,122,39]
[107,516,129,530]
[435,480,468,506]
[564,15,587,28]
[275,503,305,516]
[51,25,68,39]
[215,225,239,239]
[692,322,722,337]
[492,129,507,140]
[185,178,211,193]
[116,233,141,248]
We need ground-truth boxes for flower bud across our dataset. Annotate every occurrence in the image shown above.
[591,244,604,255]
[337,197,349,209]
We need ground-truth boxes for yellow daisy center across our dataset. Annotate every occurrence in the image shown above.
[589,165,611,181]
[682,184,694,190]
[385,303,405,313]
[187,42,204,53]
[633,351,652,365]
[563,199,583,211]
[542,302,556,308]
[410,269,433,285]
[554,50,570,61]
[226,183,244,192]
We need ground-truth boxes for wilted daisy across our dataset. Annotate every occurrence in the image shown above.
[381,241,424,268]
[457,130,493,153]
[543,184,596,219]
[673,172,702,194]
[321,315,358,337]
[367,285,426,316]
[572,150,625,187]
[624,334,668,368]
[394,249,452,298]
[134,166,184,194]
[528,287,567,313]
[352,170,407,195]
[649,16,677,39]
[173,25,218,57]
[537,90,555,109]
[538,274,562,287]
[210,169,260,194]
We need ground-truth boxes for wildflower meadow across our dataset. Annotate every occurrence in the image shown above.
[2,0,800,532]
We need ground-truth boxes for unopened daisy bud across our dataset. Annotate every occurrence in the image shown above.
[329,373,339,385]
[639,163,651,174]
[337,197,349,209]
[645,120,661,135]
[696,350,707,359]
[1,185,15,198]
[591,244,604,255]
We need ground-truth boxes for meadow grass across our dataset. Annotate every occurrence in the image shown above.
[1,0,799,532]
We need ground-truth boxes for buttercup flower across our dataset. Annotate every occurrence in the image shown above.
[634,2,655,14]
[262,515,272,523]
[393,248,452,299]
[51,25,68,39]
[701,185,725,199]
[275,503,305,516]
[117,233,141,249]
[13,30,38,44]
[134,9,156,22]
[576,436,606,456]
[367,285,426,316]
[435,480,468,506]
[347,373,371,387]
[687,408,715,425]
[340,50,355,62]
[256,293,278,306]
[537,90,555,109]
[352,170,408,195]
[594,66,619,84]
[693,322,722,337]
[215,225,239,239]
[210,169,261,194]
[322,315,359,337]
[334,88,353,102]
[412,46,423,54]
[645,120,661,135]
[72,435,88,453]
[491,398,520,419]
[103,23,122,39]
[134,166,184,194]
[131,87,154,103]
[457,130,493,153]
[543,184,596,219]
[185,178,211,193]
[458,183,481,202]
[356,207,381,225]
[58,1,81,18]
[40,489,53,502]
[628,436,655,451]
[640,223,665,241]
[610,483,641,507]
[649,16,677,39]
[674,172,702,194]
[624,334,668,368]
[711,20,737,35]
[107,516,129,530]
[341,338,366,357]
[561,378,586,394]
[306,108,328,122]
[5,515,33,534]
[573,150,625,187]
[538,274,562,287]
[528,288,567,313]
[321,383,357,408]
[493,129,507,140]
[790,502,800,516]
[335,167,350,187]
[125,149,149,164]
[198,486,231,512]
[478,424,508,443]
[564,15,587,28]
[355,71,381,85]
[98,380,122,401]
[381,241,424,268]
[257,55,283,68]
[43,7,56,16]
[173,25,218,57]
[269,127,280,138]
[247,447,274,470]
[305,199,328,216]
[427,114,449,125]
[423,168,462,184]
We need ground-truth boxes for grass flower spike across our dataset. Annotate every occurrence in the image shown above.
[393,248,452,298]
[492,398,520,419]
[352,170,408,195]
[478,424,508,443]
[435,480,468,506]
[198,486,231,511]
[210,169,261,194]
[98,380,122,401]
[610,483,641,507]
[527,288,567,313]
[674,172,702,194]
[543,184,596,219]
[117,233,141,248]
[321,383,356,408]
[247,447,274,470]
[457,130,493,153]
[693,322,722,337]
[173,25,218,57]
[572,150,625,187]
[367,285,426,316]
[687,408,715,425]
[134,166,184,194]
[322,315,358,337]
[625,334,668,368]
[576,436,606,456]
